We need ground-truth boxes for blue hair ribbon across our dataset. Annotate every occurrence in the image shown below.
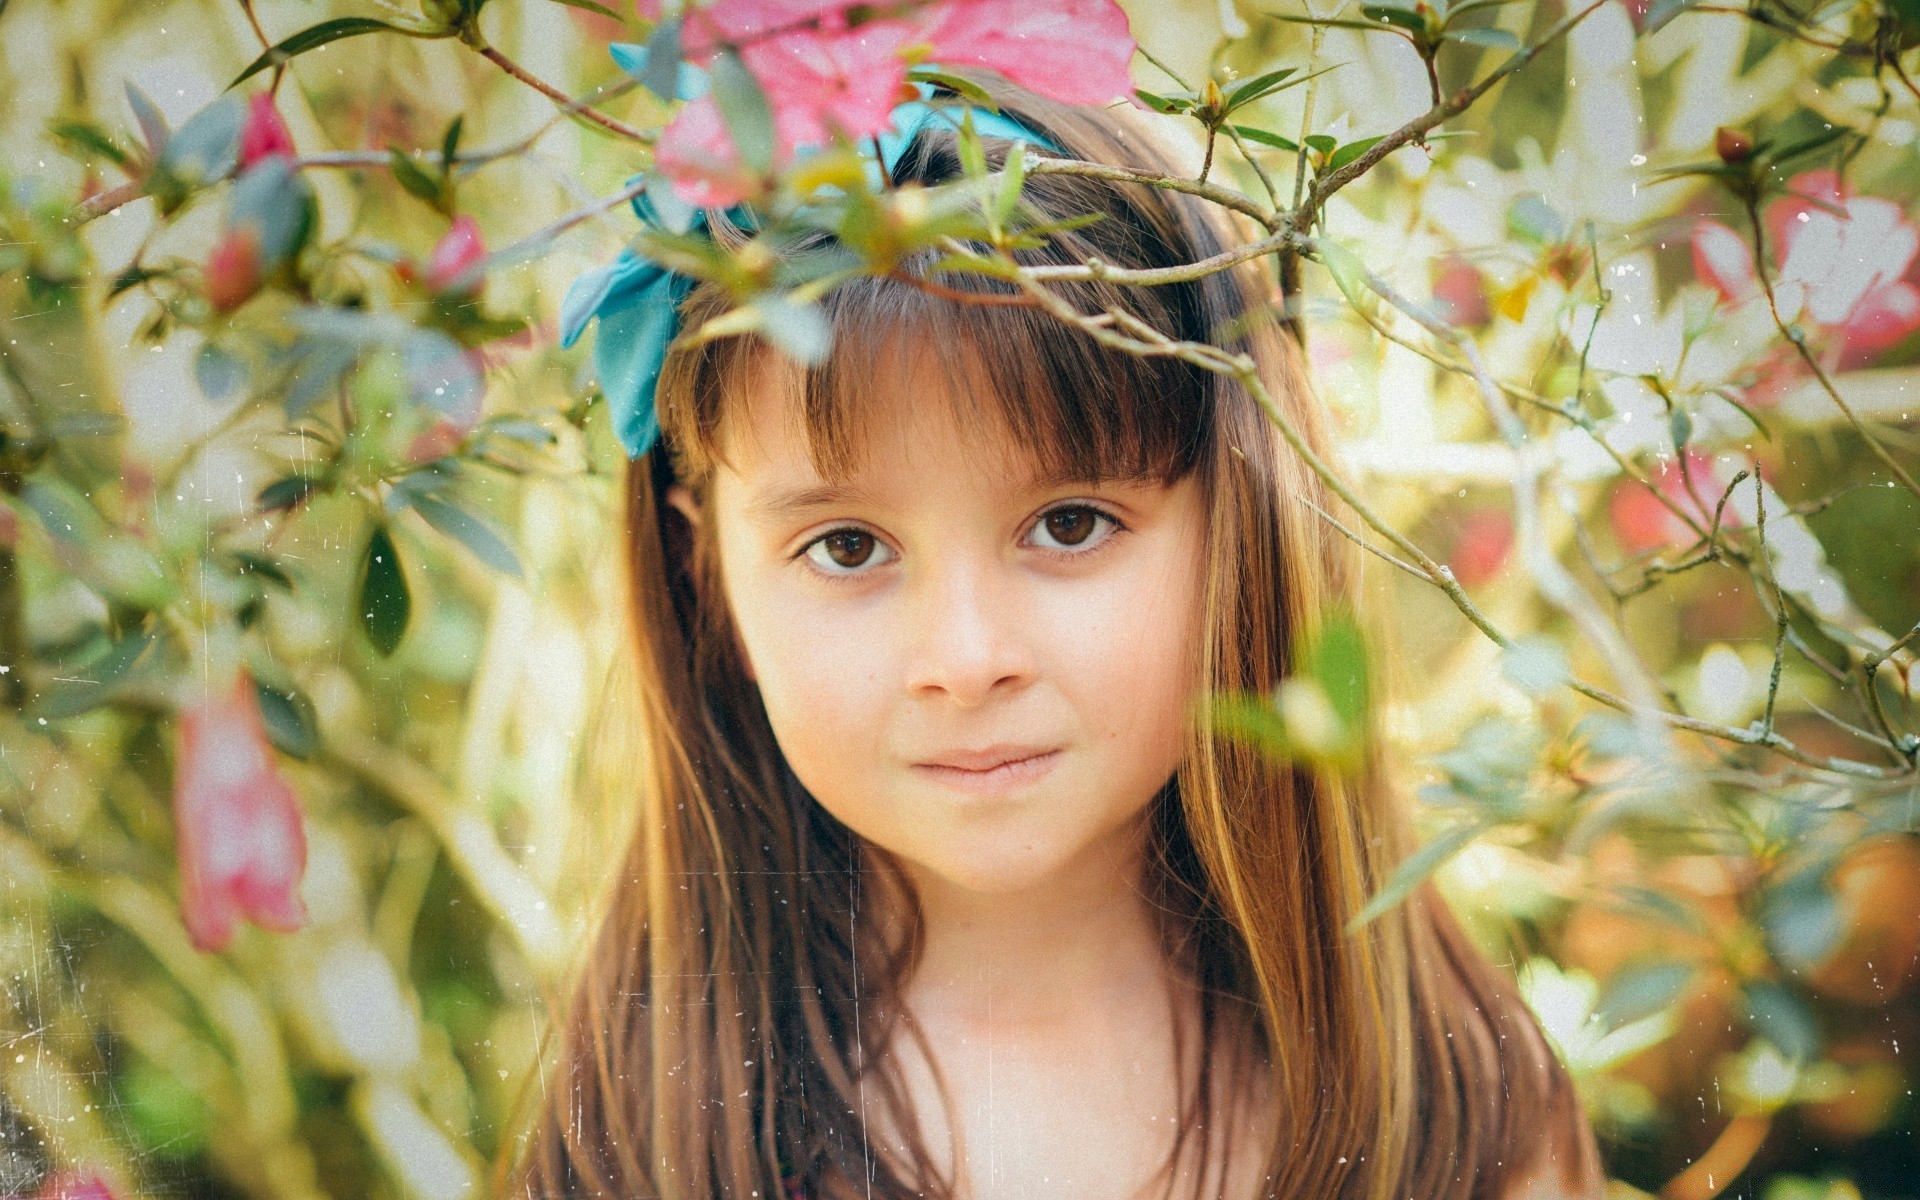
[558,47,1060,460]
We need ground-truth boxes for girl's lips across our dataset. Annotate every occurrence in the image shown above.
[910,749,1063,795]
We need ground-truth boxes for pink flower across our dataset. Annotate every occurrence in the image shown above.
[426,216,486,296]
[34,1170,120,1200]
[916,0,1135,107]
[653,0,1135,205]
[1449,506,1512,588]
[1692,170,1920,369]
[204,225,264,314]
[172,670,308,953]
[1431,255,1491,328]
[1608,450,1742,556]
[239,94,297,170]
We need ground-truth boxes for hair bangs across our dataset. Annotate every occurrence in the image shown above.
[664,261,1212,497]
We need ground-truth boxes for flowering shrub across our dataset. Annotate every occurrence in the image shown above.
[2,0,1919,1197]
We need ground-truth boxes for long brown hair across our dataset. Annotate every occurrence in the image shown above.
[502,72,1604,1200]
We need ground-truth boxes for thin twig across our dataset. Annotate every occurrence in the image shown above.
[1741,195,1920,500]
[476,45,649,143]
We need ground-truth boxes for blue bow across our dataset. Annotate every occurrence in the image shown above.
[558,46,1060,460]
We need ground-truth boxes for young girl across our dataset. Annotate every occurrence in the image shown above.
[506,70,1605,1200]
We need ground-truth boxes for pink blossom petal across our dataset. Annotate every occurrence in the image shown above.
[174,671,309,953]
[239,94,296,169]
[1450,507,1513,588]
[35,1171,120,1200]
[739,21,915,144]
[1691,220,1756,304]
[919,0,1135,106]
[680,0,855,59]
[1840,280,1920,369]
[426,215,487,295]
[656,96,769,207]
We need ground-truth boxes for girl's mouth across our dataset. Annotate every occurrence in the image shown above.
[911,748,1063,795]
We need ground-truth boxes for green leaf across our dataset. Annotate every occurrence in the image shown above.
[1347,821,1484,933]
[1225,68,1297,110]
[1273,12,1416,37]
[480,418,556,447]
[1132,89,1192,115]
[1742,981,1820,1063]
[634,16,683,102]
[1641,0,1703,33]
[1668,405,1692,451]
[195,341,247,403]
[389,147,448,210]
[440,115,464,175]
[1310,614,1369,729]
[125,82,169,157]
[547,0,623,20]
[31,627,159,720]
[709,48,775,175]
[1316,238,1375,314]
[993,140,1028,227]
[908,67,1000,109]
[253,676,320,760]
[1361,4,1430,34]
[1763,869,1846,971]
[231,17,412,88]
[231,550,294,588]
[1327,135,1386,173]
[357,523,411,656]
[1596,961,1696,1031]
[1506,192,1567,245]
[1231,124,1299,152]
[49,119,132,167]
[1210,691,1291,756]
[158,95,244,187]
[1500,637,1569,697]
[406,492,523,578]
[228,154,316,266]
[756,293,833,364]
[1442,25,1521,49]
[1303,133,1337,155]
[956,110,988,180]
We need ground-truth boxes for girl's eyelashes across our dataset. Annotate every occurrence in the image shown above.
[793,503,1128,581]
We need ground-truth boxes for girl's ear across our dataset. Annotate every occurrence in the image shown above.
[661,481,758,685]
[665,483,701,530]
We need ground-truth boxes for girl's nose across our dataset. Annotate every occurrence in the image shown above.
[902,556,1036,707]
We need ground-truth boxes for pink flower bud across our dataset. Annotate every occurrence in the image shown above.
[172,670,308,953]
[426,216,486,296]
[35,1169,121,1200]
[205,226,264,314]
[1431,255,1491,329]
[239,93,297,170]
[1449,507,1513,589]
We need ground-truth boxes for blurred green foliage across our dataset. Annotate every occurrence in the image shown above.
[2,0,1920,1198]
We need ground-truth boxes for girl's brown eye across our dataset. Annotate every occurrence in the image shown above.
[821,530,875,569]
[1043,507,1098,546]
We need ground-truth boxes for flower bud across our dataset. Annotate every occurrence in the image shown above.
[1714,126,1753,165]
[172,669,309,953]
[425,215,486,297]
[205,225,264,314]
[239,93,296,170]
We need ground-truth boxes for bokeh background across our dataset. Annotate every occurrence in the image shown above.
[2,0,1918,1197]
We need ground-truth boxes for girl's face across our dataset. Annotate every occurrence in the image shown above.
[695,365,1208,898]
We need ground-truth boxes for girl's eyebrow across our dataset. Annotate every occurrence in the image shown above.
[744,467,1158,523]
[744,482,884,521]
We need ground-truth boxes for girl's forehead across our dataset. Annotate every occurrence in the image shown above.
[713,348,1046,489]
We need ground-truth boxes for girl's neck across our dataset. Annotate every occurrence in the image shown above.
[888,814,1171,1031]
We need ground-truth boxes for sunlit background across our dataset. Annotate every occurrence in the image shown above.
[2,0,1918,1197]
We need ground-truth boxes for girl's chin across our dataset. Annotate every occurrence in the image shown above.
[887,825,1140,900]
